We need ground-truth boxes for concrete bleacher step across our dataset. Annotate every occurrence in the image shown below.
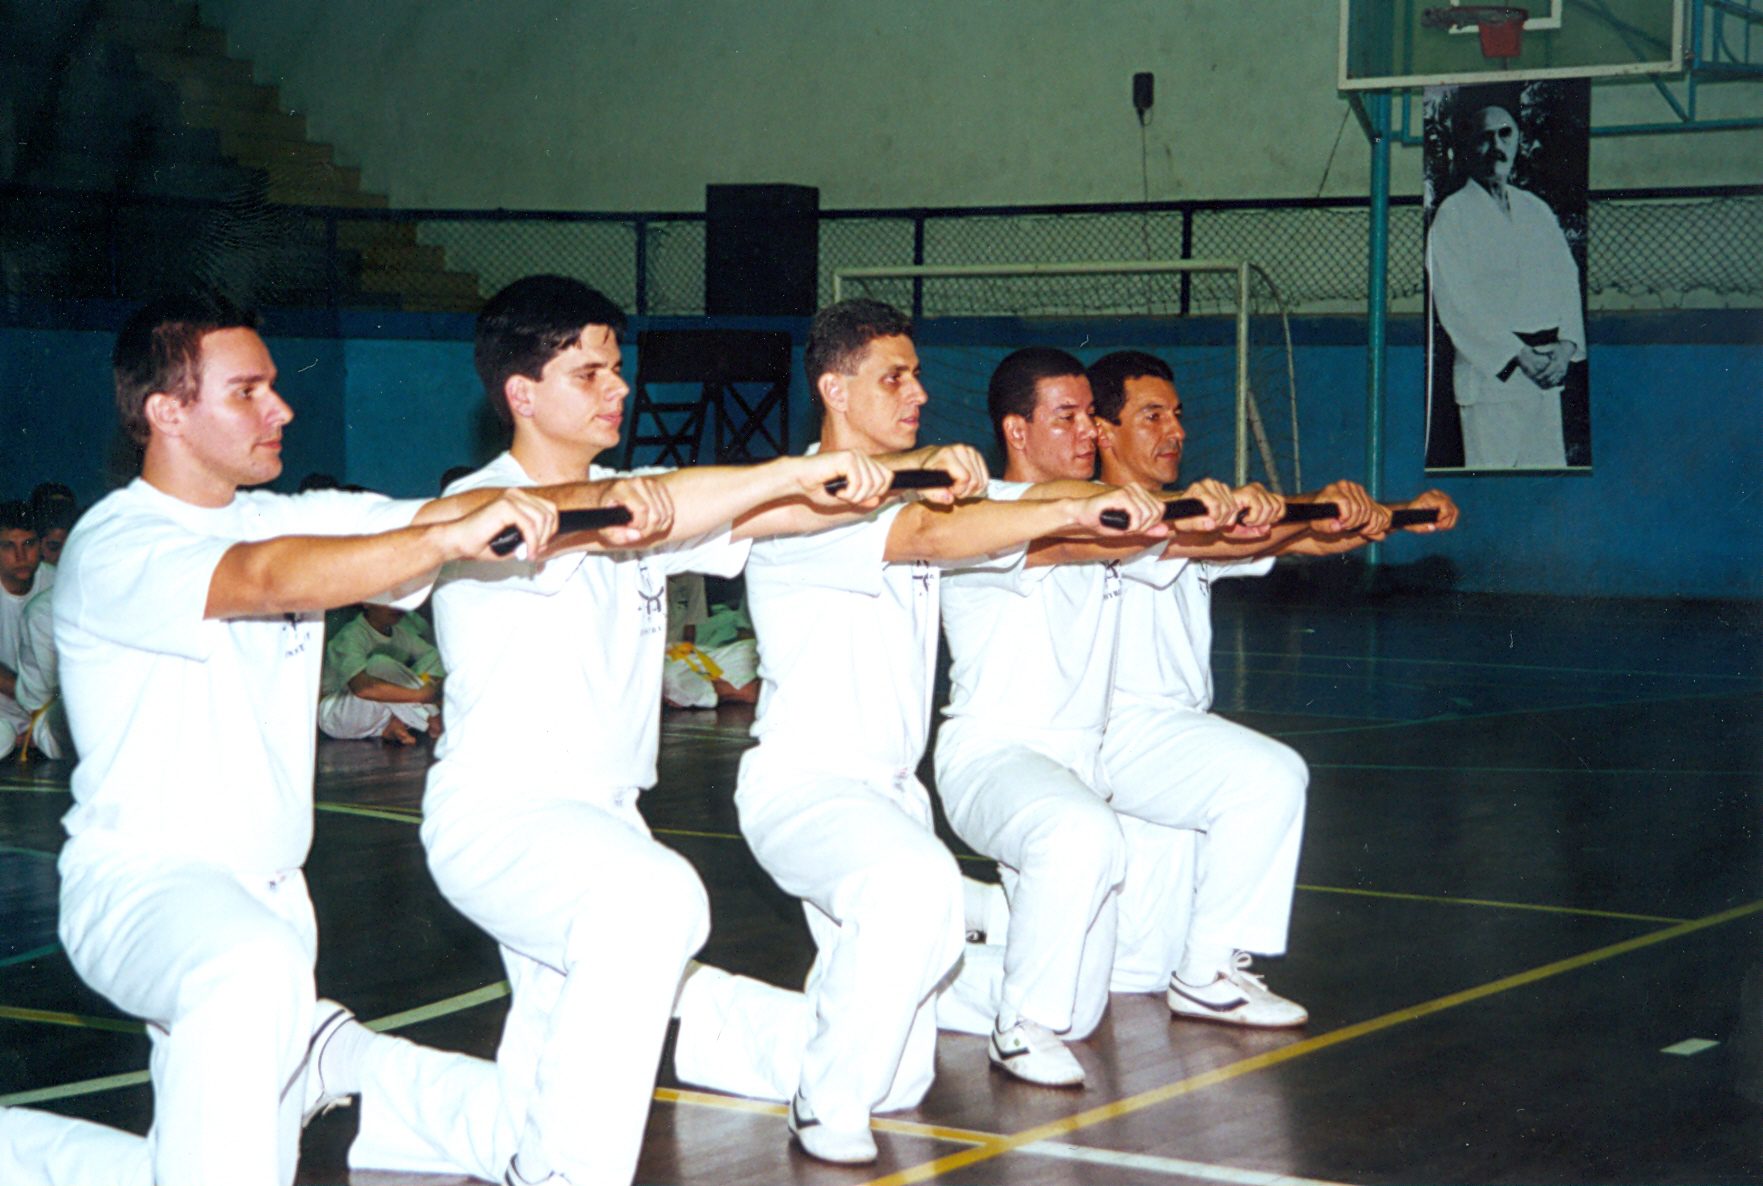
[179,103,307,142]
[68,0,485,310]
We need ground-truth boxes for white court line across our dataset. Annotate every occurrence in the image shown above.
[1022,1140,1354,1186]
[1662,1038,1720,1056]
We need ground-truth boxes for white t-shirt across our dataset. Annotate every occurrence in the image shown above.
[54,480,428,873]
[320,610,440,696]
[0,564,52,739]
[1112,556,1275,714]
[427,452,749,809]
[745,504,939,773]
[941,480,1170,743]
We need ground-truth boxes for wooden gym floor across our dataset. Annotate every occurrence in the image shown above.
[2,585,1758,1185]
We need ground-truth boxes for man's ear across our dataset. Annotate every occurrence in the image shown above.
[142,391,186,438]
[1001,413,1029,455]
[1094,419,1120,456]
[818,372,846,416]
[504,374,534,420]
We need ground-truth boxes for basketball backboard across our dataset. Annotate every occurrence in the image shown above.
[1340,0,1685,90]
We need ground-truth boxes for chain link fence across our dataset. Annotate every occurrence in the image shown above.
[3,184,1757,319]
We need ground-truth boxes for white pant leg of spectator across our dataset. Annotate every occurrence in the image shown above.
[56,844,320,1186]
[0,1105,152,1186]
[933,725,1125,1039]
[682,748,962,1130]
[661,654,719,709]
[1101,705,1307,973]
[317,655,434,740]
[417,789,708,1186]
[702,639,758,689]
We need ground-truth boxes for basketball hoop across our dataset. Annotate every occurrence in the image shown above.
[1422,6,1530,60]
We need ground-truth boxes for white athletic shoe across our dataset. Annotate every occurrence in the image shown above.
[299,1000,357,1126]
[988,1019,1085,1087]
[1166,953,1308,1028]
[787,1093,878,1164]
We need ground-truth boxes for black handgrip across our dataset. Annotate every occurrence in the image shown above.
[1390,507,1440,527]
[1098,496,1207,531]
[1280,501,1340,523]
[489,505,635,557]
[822,468,956,496]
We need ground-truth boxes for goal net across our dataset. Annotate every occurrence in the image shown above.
[832,260,1301,494]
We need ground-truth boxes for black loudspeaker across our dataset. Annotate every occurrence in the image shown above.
[704,184,819,317]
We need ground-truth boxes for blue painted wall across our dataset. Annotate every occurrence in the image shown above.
[2,312,1756,599]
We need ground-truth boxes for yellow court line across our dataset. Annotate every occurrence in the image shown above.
[315,801,422,824]
[656,1087,997,1146]
[0,1005,140,1035]
[853,899,1763,1186]
[1296,884,1687,924]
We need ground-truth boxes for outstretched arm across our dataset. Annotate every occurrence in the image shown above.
[733,444,992,541]
[206,489,563,619]
[887,480,1169,563]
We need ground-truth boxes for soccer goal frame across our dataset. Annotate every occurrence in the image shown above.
[832,258,1299,492]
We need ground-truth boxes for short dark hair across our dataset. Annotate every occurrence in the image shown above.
[0,501,35,535]
[1087,351,1174,424]
[986,347,1086,453]
[475,275,627,425]
[112,292,259,446]
[803,299,913,411]
[31,497,77,538]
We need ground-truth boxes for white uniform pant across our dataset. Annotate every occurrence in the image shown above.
[1459,388,1567,469]
[1101,704,1308,991]
[675,746,963,1132]
[933,724,1124,1039]
[661,640,758,709]
[422,783,709,1185]
[2,841,504,1186]
[317,656,436,740]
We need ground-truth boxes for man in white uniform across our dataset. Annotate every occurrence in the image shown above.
[672,303,1176,1162]
[1429,104,1585,469]
[317,604,444,743]
[1086,350,1457,1023]
[0,292,664,1186]
[933,347,1312,1087]
[421,276,913,1186]
[0,500,51,759]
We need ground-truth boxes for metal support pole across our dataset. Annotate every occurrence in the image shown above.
[1235,260,1251,485]
[1365,91,1392,566]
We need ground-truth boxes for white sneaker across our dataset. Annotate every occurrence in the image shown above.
[1167,952,1308,1028]
[988,1019,1085,1087]
[787,1093,877,1165]
[299,1000,357,1126]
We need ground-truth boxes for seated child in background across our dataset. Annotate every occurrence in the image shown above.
[663,573,759,708]
[318,603,445,744]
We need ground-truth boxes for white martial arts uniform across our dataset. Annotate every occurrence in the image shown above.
[421,452,746,1186]
[672,504,965,1134]
[0,480,511,1186]
[1102,557,1308,993]
[932,480,1167,1040]
[316,609,443,739]
[661,574,759,709]
[0,563,52,758]
[14,583,70,760]
[1429,179,1585,469]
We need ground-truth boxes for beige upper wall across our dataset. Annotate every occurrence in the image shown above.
[198,0,1760,211]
